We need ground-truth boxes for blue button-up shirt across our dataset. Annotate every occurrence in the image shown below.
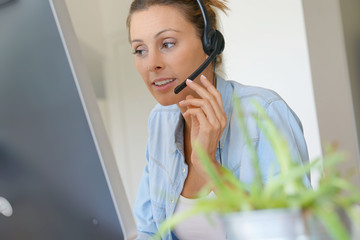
[134,76,310,239]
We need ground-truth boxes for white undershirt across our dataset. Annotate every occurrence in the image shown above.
[173,192,226,240]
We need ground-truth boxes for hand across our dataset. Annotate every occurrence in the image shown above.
[179,75,227,178]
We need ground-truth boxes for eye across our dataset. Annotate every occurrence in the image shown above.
[132,46,147,57]
[133,50,145,56]
[162,40,176,49]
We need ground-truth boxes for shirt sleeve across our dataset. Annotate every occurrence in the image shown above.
[134,142,157,239]
[257,99,311,187]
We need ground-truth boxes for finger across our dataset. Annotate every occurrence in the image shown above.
[199,75,227,130]
[186,76,220,105]
[186,78,227,130]
[179,98,220,128]
[183,108,222,150]
[186,78,213,100]
[184,95,199,127]
[183,108,212,133]
[186,77,225,117]
[199,75,224,109]
[186,94,195,101]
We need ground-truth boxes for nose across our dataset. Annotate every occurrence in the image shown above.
[147,49,164,72]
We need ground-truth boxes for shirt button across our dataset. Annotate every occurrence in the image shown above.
[170,199,174,204]
[182,168,186,173]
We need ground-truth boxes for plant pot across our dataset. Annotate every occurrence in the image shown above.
[303,208,352,240]
[221,208,308,240]
[221,208,352,240]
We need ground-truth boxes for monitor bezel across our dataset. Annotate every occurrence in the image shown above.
[49,0,137,239]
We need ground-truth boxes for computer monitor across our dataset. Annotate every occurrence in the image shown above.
[0,0,137,239]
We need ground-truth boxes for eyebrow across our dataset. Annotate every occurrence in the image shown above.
[131,28,180,44]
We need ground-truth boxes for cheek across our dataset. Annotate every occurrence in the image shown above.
[134,58,147,78]
[174,46,206,72]
[175,48,195,65]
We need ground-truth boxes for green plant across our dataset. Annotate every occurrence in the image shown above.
[154,98,360,240]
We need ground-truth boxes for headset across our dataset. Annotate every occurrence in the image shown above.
[174,0,225,94]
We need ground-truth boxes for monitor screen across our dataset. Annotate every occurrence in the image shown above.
[0,0,136,239]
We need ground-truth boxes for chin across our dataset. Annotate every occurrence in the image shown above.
[154,94,182,107]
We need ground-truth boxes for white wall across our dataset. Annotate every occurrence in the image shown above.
[302,0,360,187]
[219,0,322,181]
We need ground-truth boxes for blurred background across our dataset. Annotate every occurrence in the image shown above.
[64,0,360,208]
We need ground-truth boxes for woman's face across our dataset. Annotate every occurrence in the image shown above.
[129,5,211,106]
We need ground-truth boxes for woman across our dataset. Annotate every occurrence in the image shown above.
[127,0,310,239]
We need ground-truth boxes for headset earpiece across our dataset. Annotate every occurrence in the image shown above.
[202,29,225,57]
[202,26,216,55]
[174,0,226,94]
[213,30,225,55]
[199,0,224,56]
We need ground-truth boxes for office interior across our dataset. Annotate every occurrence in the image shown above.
[0,0,359,239]
[63,0,360,207]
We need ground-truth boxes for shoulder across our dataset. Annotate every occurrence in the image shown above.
[230,80,282,107]
[217,77,283,109]
[220,78,303,130]
[221,79,287,116]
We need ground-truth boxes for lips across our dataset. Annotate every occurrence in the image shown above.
[151,77,177,92]
[153,78,176,86]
